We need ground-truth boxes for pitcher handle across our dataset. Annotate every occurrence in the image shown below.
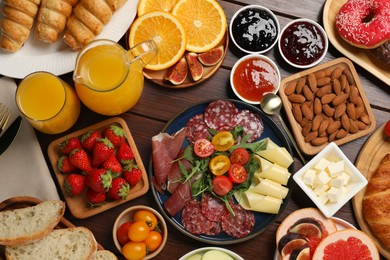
[128,40,158,67]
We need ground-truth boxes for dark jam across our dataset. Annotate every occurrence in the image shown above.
[233,57,278,102]
[232,8,278,52]
[280,21,326,66]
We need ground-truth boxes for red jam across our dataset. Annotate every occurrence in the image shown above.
[232,57,278,103]
[280,21,326,66]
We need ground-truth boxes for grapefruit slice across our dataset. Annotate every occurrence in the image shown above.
[313,229,379,260]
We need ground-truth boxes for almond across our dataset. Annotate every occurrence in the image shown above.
[343,68,354,85]
[307,73,317,93]
[300,117,310,128]
[302,122,312,137]
[333,78,342,95]
[311,137,328,146]
[359,113,371,125]
[318,120,330,135]
[332,93,349,106]
[349,86,359,104]
[341,113,350,131]
[304,131,318,142]
[355,120,367,130]
[317,77,331,86]
[346,103,356,120]
[292,104,303,124]
[315,70,326,79]
[349,118,359,134]
[340,74,348,91]
[323,68,332,76]
[327,120,341,135]
[301,103,314,120]
[321,93,336,104]
[312,114,323,131]
[303,85,314,101]
[323,104,335,117]
[296,77,306,94]
[288,94,306,103]
[355,106,365,119]
[329,130,338,142]
[314,98,322,115]
[284,81,297,96]
[336,129,348,139]
[334,103,346,119]
[331,66,343,80]
[316,85,332,97]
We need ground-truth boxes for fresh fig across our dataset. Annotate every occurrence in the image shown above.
[289,245,311,260]
[278,233,308,257]
[198,45,224,66]
[164,57,188,85]
[185,52,203,81]
[289,222,322,238]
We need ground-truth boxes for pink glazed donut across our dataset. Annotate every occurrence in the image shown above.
[336,0,390,49]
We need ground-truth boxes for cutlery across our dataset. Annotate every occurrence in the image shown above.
[260,93,306,164]
[0,116,22,156]
[0,103,11,135]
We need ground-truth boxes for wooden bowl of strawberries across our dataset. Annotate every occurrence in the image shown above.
[48,117,149,219]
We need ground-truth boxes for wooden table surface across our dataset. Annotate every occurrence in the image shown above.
[20,0,390,259]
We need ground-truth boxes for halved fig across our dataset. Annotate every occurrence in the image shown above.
[278,233,308,257]
[164,57,188,85]
[289,219,323,238]
[289,245,311,260]
[185,52,203,81]
[198,45,224,66]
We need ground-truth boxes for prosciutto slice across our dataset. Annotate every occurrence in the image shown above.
[152,127,188,191]
[164,182,191,216]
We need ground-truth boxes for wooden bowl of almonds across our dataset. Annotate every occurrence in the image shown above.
[279,57,376,155]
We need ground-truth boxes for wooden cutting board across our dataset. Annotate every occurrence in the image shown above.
[352,124,390,258]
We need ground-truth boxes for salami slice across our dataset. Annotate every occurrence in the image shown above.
[201,192,228,222]
[182,200,220,235]
[186,114,210,143]
[204,100,238,131]
[232,110,264,142]
[221,204,255,238]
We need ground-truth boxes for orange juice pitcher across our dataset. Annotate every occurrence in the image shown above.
[73,39,157,116]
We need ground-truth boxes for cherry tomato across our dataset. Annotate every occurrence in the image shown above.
[144,230,162,252]
[133,210,158,230]
[194,138,214,158]
[117,221,132,246]
[228,164,248,184]
[122,241,146,260]
[212,131,234,151]
[128,221,150,242]
[385,120,390,138]
[209,155,231,175]
[212,175,233,196]
[230,148,250,165]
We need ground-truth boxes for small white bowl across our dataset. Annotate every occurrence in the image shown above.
[230,54,280,105]
[112,205,167,259]
[229,5,280,54]
[278,18,328,69]
[293,142,368,218]
[179,247,244,260]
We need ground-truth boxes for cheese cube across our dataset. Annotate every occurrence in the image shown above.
[327,160,345,178]
[316,170,331,186]
[303,169,316,187]
[318,193,329,205]
[339,172,350,186]
[314,183,330,196]
[314,158,330,171]
[327,186,345,203]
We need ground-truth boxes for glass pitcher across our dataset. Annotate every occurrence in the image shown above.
[73,39,157,116]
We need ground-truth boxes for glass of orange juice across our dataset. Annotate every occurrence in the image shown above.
[16,72,80,134]
[73,39,157,116]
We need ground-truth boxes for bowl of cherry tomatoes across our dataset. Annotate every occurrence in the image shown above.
[113,205,167,260]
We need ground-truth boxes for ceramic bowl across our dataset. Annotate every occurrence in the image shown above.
[293,142,368,218]
[229,5,280,54]
[112,205,167,259]
[278,18,328,69]
[179,247,244,260]
[230,54,280,105]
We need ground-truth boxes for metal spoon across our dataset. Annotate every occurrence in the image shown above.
[260,93,306,164]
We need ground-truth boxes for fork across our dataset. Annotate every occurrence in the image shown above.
[0,103,11,135]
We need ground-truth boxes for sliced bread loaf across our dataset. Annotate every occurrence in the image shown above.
[0,200,65,246]
[5,226,98,260]
[94,250,118,260]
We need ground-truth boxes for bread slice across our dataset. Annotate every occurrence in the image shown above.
[94,250,118,260]
[0,200,65,246]
[5,227,98,260]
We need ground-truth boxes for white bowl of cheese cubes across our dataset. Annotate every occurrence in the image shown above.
[293,142,368,218]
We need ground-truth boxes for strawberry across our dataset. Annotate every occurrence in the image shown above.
[57,155,78,173]
[117,143,134,165]
[81,130,102,151]
[92,138,114,167]
[102,154,122,175]
[69,148,92,172]
[64,173,86,196]
[86,188,107,206]
[108,177,130,200]
[86,168,113,193]
[123,165,142,187]
[60,137,82,155]
[104,125,126,147]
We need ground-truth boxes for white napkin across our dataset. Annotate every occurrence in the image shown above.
[0,77,60,201]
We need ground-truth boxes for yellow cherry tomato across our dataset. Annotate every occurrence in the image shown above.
[209,155,231,175]
[144,230,163,252]
[122,241,146,260]
[128,221,150,242]
[133,210,158,230]
[212,131,234,151]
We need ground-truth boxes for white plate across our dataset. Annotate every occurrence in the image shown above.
[0,0,139,79]
[273,217,355,260]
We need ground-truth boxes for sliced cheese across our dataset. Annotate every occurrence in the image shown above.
[265,138,279,150]
[256,147,293,168]
[251,178,288,199]
[235,191,282,214]
[253,154,273,175]
[255,163,291,185]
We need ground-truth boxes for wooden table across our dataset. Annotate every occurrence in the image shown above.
[29,0,390,259]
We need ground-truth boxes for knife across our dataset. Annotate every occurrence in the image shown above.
[0,116,22,156]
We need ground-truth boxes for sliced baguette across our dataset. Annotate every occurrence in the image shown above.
[94,250,118,260]
[0,200,65,246]
[5,227,98,260]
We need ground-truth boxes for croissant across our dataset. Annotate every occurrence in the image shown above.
[0,0,41,52]
[63,0,127,50]
[363,154,390,248]
[36,0,79,43]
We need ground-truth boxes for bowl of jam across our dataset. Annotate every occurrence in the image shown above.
[230,5,280,54]
[279,18,328,69]
[230,54,280,105]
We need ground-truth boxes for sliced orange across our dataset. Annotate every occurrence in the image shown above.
[172,0,226,53]
[129,11,187,70]
[137,0,180,16]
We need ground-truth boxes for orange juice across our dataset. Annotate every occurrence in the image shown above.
[74,40,149,116]
[16,72,80,134]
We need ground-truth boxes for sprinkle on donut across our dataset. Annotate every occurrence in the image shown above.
[336,0,390,49]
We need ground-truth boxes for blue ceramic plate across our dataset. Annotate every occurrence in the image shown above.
[149,99,294,245]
